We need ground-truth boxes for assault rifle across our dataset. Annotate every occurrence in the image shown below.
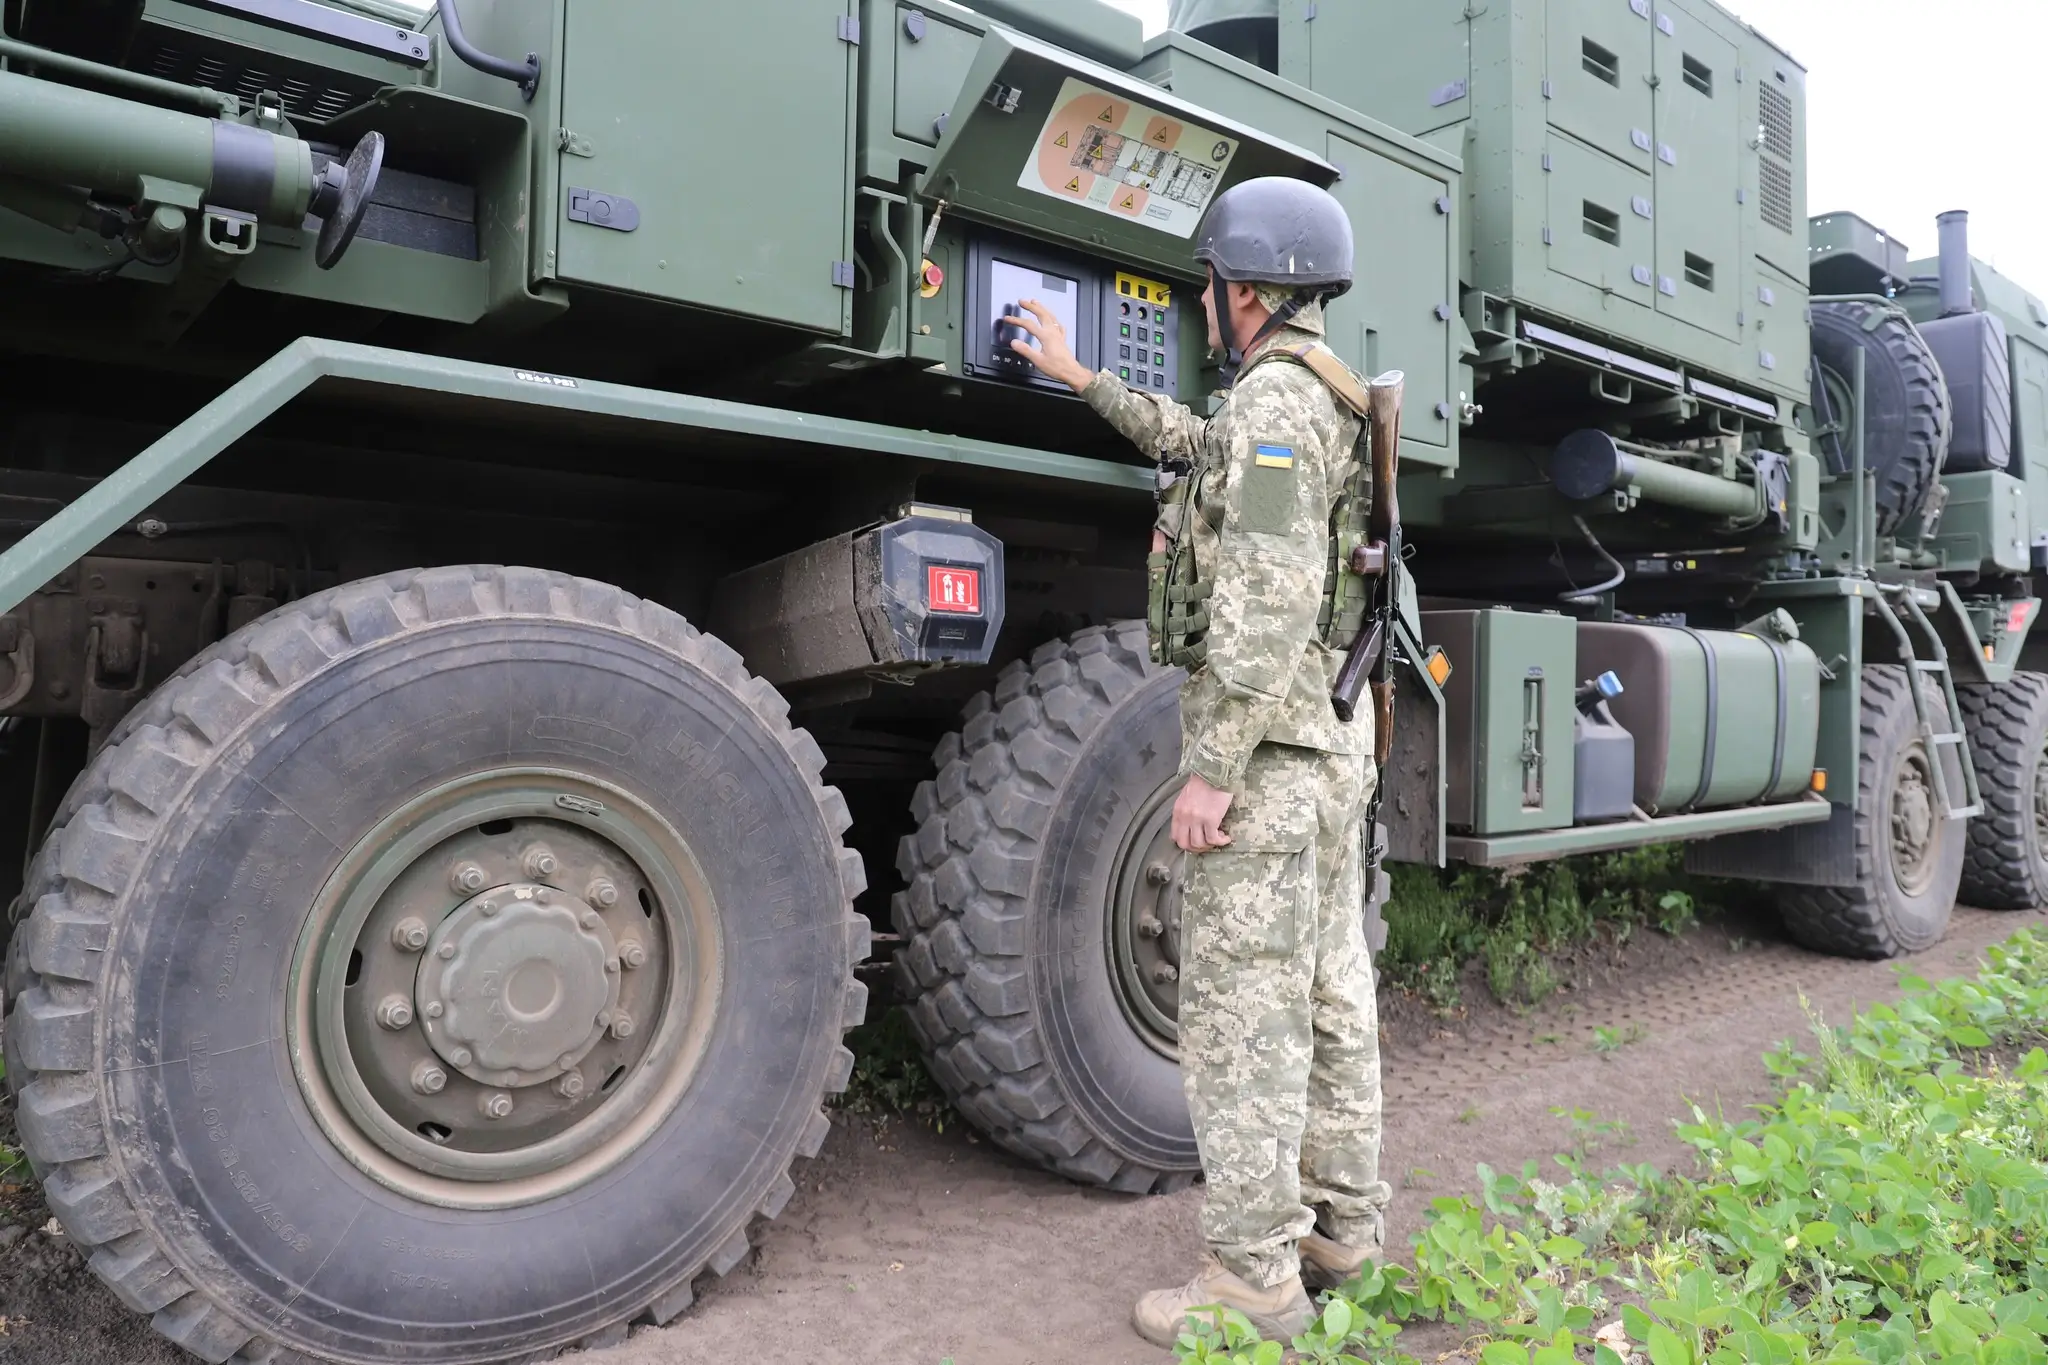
[1330,370,1403,765]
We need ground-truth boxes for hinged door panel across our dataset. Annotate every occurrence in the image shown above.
[556,0,855,333]
[1546,134,1654,311]
[1545,0,1654,173]
[1650,3,1739,339]
[1326,135,1454,448]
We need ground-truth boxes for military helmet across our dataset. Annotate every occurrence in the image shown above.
[1194,176,1355,300]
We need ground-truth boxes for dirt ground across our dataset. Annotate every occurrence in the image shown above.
[0,901,2037,1364]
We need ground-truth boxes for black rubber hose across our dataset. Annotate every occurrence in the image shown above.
[436,0,539,101]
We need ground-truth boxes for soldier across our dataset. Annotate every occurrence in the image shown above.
[1005,176,1393,1347]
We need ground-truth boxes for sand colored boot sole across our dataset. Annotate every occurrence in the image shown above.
[1131,1257,1314,1349]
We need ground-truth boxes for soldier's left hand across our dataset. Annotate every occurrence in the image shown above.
[1172,775,1234,853]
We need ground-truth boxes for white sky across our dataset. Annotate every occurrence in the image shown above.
[1101,0,2048,292]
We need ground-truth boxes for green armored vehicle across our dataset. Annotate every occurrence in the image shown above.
[0,0,2042,1358]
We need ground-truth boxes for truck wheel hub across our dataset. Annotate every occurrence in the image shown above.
[418,884,620,1086]
[1109,780,1186,1058]
[1891,749,1938,895]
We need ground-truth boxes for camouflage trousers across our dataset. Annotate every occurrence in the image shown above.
[1179,740,1391,1288]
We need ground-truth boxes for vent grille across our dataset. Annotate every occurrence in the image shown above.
[1759,156,1793,233]
[1759,84,1794,159]
[135,38,370,123]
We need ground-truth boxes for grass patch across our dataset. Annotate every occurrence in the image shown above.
[1381,845,1732,1011]
[1174,928,2048,1364]
[833,1006,956,1131]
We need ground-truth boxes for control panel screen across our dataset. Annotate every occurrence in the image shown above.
[962,231,1181,399]
[988,261,1082,362]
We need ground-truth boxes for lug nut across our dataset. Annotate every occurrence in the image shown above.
[450,861,488,894]
[479,1091,514,1120]
[586,877,619,908]
[391,917,430,951]
[1137,917,1163,939]
[1152,964,1179,984]
[1146,863,1173,886]
[555,1070,586,1099]
[610,1011,636,1040]
[522,845,559,880]
[618,939,646,969]
[411,1061,448,1095]
[450,1046,473,1067]
[375,995,415,1030]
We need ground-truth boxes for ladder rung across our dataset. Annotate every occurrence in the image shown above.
[1932,732,1966,745]
[1911,660,1948,672]
[1949,804,1983,820]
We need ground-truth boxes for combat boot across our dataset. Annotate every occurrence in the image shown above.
[1131,1255,1314,1349]
[1298,1230,1380,1292]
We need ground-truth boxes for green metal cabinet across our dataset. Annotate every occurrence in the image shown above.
[1426,607,1578,835]
[551,0,857,335]
[1271,0,1810,411]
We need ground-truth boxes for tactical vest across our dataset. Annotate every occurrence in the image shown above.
[1147,341,1375,670]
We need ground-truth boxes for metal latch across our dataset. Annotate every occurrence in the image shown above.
[566,187,639,233]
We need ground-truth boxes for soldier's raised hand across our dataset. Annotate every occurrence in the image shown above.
[1007,300,1095,393]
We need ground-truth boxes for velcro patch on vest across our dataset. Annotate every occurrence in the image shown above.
[1241,443,1300,533]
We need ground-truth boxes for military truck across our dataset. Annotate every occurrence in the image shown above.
[0,0,2043,1359]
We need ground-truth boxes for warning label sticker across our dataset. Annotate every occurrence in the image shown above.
[1017,77,1240,239]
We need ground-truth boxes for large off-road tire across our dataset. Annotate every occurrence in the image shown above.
[891,622,1388,1192]
[1957,672,2048,909]
[1,566,868,1364]
[1778,665,1966,958]
[1808,299,1953,537]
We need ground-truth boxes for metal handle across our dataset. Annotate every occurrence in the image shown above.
[436,0,539,102]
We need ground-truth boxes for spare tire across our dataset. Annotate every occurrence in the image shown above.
[1808,299,1952,537]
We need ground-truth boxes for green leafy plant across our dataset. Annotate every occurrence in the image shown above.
[1177,929,2048,1365]
[834,1006,955,1130]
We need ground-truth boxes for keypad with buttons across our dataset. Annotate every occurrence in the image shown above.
[1104,274,1180,399]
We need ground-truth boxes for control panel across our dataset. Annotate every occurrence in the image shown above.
[962,231,1186,400]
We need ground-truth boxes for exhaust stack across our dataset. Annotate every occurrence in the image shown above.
[1938,210,1975,316]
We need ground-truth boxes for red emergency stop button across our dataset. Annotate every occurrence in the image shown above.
[920,259,945,299]
[927,565,981,614]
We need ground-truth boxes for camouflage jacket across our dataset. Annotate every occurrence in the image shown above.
[1081,308,1369,790]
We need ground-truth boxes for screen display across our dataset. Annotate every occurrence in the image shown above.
[988,260,1080,356]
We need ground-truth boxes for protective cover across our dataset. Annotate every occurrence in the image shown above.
[1920,311,2014,473]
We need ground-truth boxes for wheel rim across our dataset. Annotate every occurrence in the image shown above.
[1107,779,1185,1059]
[289,767,722,1209]
[1817,365,1861,465]
[1889,742,1940,899]
[2031,731,2048,859]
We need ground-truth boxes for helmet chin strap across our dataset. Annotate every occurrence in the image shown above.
[1213,270,1309,388]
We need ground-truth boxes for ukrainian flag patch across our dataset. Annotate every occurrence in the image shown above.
[1254,444,1296,469]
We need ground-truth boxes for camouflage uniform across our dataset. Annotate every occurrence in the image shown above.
[1082,300,1392,1288]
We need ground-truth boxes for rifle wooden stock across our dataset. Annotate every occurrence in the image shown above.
[1336,371,1404,757]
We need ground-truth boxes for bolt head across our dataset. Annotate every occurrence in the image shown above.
[618,939,647,969]
[391,917,430,951]
[535,888,551,904]
[451,861,487,894]
[1137,917,1163,939]
[375,995,415,1030]
[1146,862,1172,886]
[438,943,457,959]
[479,1091,514,1120]
[605,957,620,974]
[424,1000,444,1019]
[610,1012,635,1040]
[522,846,559,880]
[555,1070,586,1099]
[1152,964,1179,984]
[450,1047,473,1067]
[410,1061,448,1095]
[479,899,499,917]
[587,877,620,907]
[580,911,601,930]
